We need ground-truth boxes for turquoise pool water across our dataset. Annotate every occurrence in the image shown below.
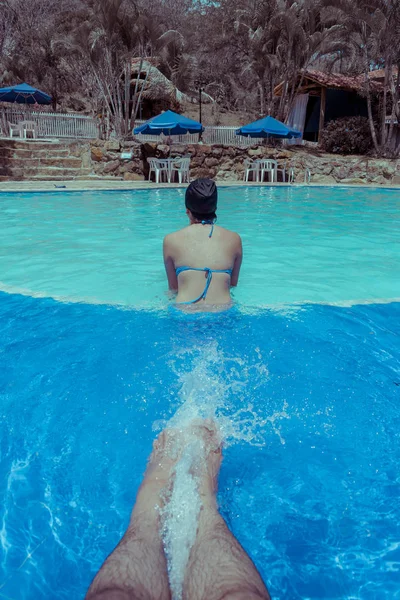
[0,186,399,599]
[0,186,399,307]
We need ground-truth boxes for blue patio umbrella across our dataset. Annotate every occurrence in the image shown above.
[0,82,52,105]
[134,110,204,136]
[236,115,301,139]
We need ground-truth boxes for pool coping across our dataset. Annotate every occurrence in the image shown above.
[1,180,400,192]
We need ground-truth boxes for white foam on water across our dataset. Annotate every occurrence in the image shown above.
[161,438,203,600]
[158,341,288,599]
[163,340,288,446]
[0,457,33,563]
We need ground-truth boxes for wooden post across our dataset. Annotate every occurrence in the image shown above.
[198,86,203,142]
[318,86,327,143]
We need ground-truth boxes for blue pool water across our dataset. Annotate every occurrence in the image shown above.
[0,186,399,599]
[0,186,399,307]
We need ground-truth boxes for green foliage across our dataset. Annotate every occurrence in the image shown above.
[0,0,399,154]
[320,116,373,155]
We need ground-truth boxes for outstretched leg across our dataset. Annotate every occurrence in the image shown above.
[86,431,179,600]
[183,423,270,600]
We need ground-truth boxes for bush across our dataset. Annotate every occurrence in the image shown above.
[320,116,373,155]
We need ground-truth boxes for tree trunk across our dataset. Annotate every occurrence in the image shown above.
[387,63,400,150]
[124,60,131,137]
[115,76,124,137]
[131,66,152,129]
[130,58,146,130]
[278,36,293,120]
[257,80,265,115]
[366,87,379,154]
[278,64,290,120]
[395,136,400,156]
[52,72,58,111]
[380,62,389,150]
[318,86,326,144]
[363,47,379,154]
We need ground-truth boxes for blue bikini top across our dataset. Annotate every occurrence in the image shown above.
[175,220,233,305]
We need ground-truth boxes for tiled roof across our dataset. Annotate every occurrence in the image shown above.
[274,68,389,96]
[368,67,398,79]
[300,69,384,92]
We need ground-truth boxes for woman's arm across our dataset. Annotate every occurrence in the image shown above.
[163,235,178,291]
[230,234,243,287]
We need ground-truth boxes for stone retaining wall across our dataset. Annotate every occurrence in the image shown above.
[89,139,400,185]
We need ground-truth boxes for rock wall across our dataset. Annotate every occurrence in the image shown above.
[90,139,144,180]
[89,139,400,185]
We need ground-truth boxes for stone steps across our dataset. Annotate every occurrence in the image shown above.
[0,166,91,179]
[1,140,65,150]
[0,139,92,180]
[0,157,83,168]
[0,147,71,159]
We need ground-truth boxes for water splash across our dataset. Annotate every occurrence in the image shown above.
[160,437,203,600]
[158,341,289,599]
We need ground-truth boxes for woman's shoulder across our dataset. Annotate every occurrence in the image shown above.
[163,226,191,243]
[215,225,241,241]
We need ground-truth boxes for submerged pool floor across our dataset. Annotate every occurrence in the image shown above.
[0,293,399,599]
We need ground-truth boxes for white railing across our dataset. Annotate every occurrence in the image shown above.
[0,106,99,139]
[0,108,290,146]
[133,122,265,147]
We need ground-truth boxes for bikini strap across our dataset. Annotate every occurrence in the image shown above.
[177,267,213,304]
[201,220,214,238]
[175,266,232,304]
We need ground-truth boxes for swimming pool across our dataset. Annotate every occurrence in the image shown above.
[0,186,399,307]
[0,186,399,599]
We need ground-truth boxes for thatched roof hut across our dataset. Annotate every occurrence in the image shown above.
[274,69,389,143]
[131,58,214,120]
[131,58,191,119]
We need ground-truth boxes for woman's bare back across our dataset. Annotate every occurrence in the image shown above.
[163,223,242,306]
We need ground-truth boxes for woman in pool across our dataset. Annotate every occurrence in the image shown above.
[163,178,242,308]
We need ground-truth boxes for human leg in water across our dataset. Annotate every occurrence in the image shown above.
[85,430,178,600]
[86,423,270,600]
[182,422,270,600]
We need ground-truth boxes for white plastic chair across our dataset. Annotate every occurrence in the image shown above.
[21,121,37,139]
[287,163,311,183]
[275,161,287,182]
[147,157,168,183]
[170,157,190,183]
[9,121,23,138]
[244,159,259,182]
[258,159,277,183]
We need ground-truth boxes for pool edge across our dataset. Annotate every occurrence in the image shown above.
[1,181,400,193]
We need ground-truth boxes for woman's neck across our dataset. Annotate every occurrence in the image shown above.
[189,218,214,225]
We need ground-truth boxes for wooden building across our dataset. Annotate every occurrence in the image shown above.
[274,69,385,143]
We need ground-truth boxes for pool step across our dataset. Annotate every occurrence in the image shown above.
[0,147,71,159]
[0,157,83,169]
[0,166,92,178]
[0,139,93,180]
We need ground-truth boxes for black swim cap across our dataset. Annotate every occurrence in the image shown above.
[185,178,217,216]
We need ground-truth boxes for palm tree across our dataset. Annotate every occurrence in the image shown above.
[55,0,185,136]
[234,0,280,116]
[323,0,400,155]
[233,0,344,119]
